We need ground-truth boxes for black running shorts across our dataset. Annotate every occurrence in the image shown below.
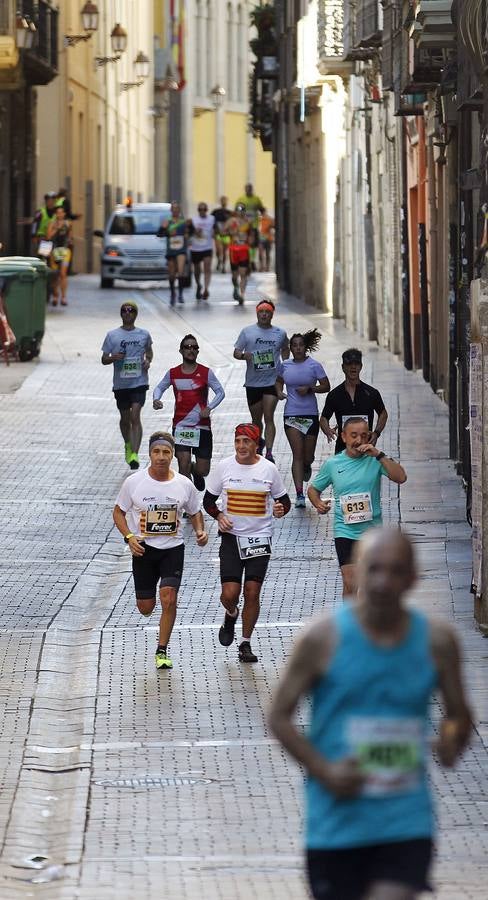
[334,537,357,567]
[307,838,433,900]
[114,386,148,411]
[245,384,277,406]
[219,532,270,585]
[132,543,184,599]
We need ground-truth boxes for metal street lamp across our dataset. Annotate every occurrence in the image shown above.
[120,51,151,91]
[65,1,99,48]
[210,84,226,109]
[95,22,128,67]
[16,15,36,50]
[134,51,150,81]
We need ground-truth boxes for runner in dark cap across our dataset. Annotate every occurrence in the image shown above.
[320,348,388,454]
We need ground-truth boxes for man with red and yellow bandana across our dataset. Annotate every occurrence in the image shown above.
[224,204,253,304]
[203,423,291,662]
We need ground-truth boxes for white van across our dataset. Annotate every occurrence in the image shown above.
[94,202,171,288]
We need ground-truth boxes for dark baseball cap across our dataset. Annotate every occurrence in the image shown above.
[342,348,362,364]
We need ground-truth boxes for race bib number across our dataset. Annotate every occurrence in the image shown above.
[38,240,53,257]
[284,416,313,435]
[253,350,275,370]
[347,717,423,797]
[140,504,177,536]
[120,357,142,379]
[169,235,184,250]
[238,536,272,560]
[340,492,373,524]
[174,426,200,448]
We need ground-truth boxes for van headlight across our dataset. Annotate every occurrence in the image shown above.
[105,246,123,257]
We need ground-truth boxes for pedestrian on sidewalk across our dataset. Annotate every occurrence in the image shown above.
[158,202,190,305]
[308,417,406,597]
[234,298,289,461]
[320,348,388,454]
[275,328,330,507]
[152,334,225,492]
[190,202,215,300]
[47,206,72,306]
[203,423,291,662]
[101,300,153,470]
[113,431,208,670]
[269,527,472,900]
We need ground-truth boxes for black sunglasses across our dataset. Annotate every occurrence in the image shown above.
[182,343,199,350]
[121,306,136,313]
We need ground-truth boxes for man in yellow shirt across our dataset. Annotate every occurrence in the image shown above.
[235,183,264,270]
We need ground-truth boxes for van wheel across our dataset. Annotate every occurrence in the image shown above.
[101,277,114,289]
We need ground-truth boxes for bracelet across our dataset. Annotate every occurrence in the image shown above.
[376,452,386,462]
[124,532,134,543]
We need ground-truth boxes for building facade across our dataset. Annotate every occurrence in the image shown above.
[36,0,154,273]
[0,0,59,256]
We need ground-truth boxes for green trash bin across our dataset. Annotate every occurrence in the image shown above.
[0,261,43,361]
[1,256,49,347]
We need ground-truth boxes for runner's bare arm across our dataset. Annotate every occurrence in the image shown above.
[112,505,145,556]
[319,415,337,441]
[273,494,291,517]
[371,408,388,444]
[310,376,330,394]
[307,486,331,515]
[281,337,290,361]
[359,445,407,484]
[430,620,473,766]
[188,511,208,547]
[269,622,364,797]
[275,375,286,400]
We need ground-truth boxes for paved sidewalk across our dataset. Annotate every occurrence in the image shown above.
[0,272,487,898]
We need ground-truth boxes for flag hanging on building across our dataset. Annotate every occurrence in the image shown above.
[169,0,186,89]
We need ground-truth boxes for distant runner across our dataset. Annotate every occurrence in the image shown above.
[101,300,153,470]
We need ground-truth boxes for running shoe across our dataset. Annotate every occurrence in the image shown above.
[295,493,306,508]
[202,290,209,300]
[265,450,275,463]
[303,463,312,481]
[155,648,173,669]
[238,641,258,663]
[218,610,239,647]
[129,452,139,470]
[178,294,184,304]
[238,294,244,305]
[192,472,206,492]
[196,284,202,300]
[125,442,132,464]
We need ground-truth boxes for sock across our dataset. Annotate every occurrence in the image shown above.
[296,484,303,495]
[169,280,175,293]
[157,644,167,652]
[226,608,238,620]
[178,278,184,296]
[240,638,251,646]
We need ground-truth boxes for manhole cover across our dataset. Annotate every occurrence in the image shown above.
[94,775,214,789]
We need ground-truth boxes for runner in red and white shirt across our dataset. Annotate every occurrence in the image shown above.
[203,423,291,663]
[152,333,225,491]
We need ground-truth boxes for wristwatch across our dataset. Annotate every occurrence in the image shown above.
[124,532,134,543]
[376,451,386,462]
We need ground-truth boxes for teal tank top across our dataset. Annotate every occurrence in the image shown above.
[306,604,437,849]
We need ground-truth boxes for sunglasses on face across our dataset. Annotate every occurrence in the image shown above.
[182,344,199,351]
[121,306,136,313]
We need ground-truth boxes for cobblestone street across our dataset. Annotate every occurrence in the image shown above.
[0,271,487,898]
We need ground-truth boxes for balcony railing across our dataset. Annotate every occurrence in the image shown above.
[20,0,58,82]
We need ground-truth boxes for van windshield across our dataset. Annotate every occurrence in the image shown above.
[109,210,170,236]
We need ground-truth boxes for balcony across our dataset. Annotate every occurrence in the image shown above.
[342,0,380,61]
[21,0,59,84]
[0,2,19,71]
[412,0,455,49]
[317,0,353,76]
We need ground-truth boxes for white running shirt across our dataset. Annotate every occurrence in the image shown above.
[115,468,201,549]
[206,455,287,538]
